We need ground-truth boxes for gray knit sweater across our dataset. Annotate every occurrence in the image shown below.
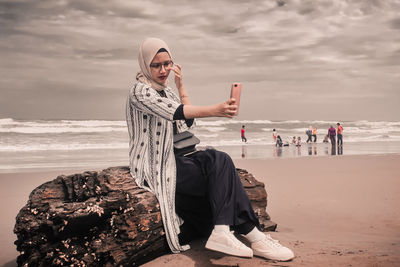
[126,81,192,253]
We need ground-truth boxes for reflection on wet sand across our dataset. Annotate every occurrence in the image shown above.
[324,145,329,155]
[267,143,343,158]
[338,144,343,155]
[273,146,283,157]
[331,144,336,155]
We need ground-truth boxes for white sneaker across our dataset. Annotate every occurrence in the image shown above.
[251,234,294,261]
[205,229,253,258]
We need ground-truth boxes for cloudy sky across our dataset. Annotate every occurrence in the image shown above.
[1,0,399,121]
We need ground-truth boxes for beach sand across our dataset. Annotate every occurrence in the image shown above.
[0,169,88,267]
[1,155,399,266]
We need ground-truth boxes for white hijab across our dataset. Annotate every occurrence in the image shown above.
[136,37,172,91]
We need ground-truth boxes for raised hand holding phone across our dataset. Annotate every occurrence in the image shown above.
[230,83,242,116]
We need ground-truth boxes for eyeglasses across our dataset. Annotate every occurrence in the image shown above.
[150,61,174,70]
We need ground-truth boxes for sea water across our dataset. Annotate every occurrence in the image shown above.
[1,118,400,172]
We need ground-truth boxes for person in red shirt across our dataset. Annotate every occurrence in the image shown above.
[241,125,247,143]
[337,123,343,146]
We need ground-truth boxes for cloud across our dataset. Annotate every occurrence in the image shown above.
[0,0,399,120]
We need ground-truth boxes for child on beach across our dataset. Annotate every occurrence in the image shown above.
[126,38,294,261]
[297,136,302,146]
[272,129,278,143]
[241,125,247,143]
[292,136,297,145]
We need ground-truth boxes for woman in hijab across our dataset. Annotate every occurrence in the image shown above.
[126,38,294,261]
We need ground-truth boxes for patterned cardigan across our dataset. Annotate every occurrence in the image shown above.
[126,81,192,253]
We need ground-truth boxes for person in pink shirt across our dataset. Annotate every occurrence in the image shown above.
[328,125,336,145]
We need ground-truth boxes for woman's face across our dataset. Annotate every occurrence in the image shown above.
[150,52,172,85]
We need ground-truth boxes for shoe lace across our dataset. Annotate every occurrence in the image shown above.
[264,234,283,248]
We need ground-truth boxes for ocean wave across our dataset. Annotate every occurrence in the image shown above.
[0,118,15,124]
[0,118,125,126]
[196,119,273,126]
[0,126,127,134]
[352,120,400,127]
[200,126,227,132]
[195,120,235,126]
[0,142,129,152]
[0,119,127,134]
[238,120,273,124]
[276,120,303,124]
[261,128,276,132]
[343,126,400,134]
[59,120,126,127]
[195,133,219,138]
[344,135,400,142]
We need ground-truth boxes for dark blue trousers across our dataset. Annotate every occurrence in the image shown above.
[175,149,259,244]
[337,134,343,146]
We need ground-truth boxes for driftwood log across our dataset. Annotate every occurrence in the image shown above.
[14,166,277,266]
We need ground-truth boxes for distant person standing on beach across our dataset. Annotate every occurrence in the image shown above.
[241,125,247,143]
[272,129,278,143]
[328,125,336,145]
[312,127,317,143]
[306,126,313,143]
[337,123,343,146]
[126,38,293,262]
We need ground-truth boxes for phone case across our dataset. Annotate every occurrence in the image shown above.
[230,83,242,115]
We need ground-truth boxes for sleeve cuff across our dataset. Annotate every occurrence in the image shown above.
[173,104,194,128]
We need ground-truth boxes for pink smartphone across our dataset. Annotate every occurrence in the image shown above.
[230,83,242,115]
